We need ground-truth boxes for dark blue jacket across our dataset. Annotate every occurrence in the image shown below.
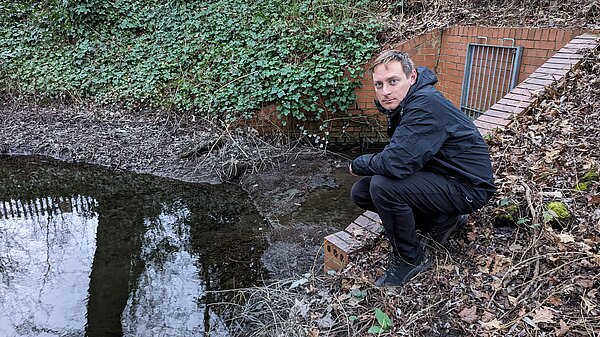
[352,67,495,195]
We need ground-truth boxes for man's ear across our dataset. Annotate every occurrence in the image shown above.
[409,70,417,85]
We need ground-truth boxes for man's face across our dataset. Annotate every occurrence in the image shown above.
[373,61,417,111]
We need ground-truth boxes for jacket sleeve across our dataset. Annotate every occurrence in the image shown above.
[351,102,447,179]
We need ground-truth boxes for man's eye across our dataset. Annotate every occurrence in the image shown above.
[374,83,383,88]
[389,79,398,85]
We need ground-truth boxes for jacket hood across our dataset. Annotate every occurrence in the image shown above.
[374,66,438,116]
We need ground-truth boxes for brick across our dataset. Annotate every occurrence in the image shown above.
[540,61,572,70]
[504,92,535,103]
[520,40,536,49]
[489,103,524,114]
[510,87,536,96]
[515,81,544,90]
[518,28,529,40]
[334,230,364,251]
[354,214,375,227]
[477,114,512,126]
[347,223,381,240]
[529,72,562,81]
[324,210,384,272]
[552,52,584,60]
[556,30,565,43]
[523,77,554,86]
[562,42,595,50]
[363,210,381,222]
[535,67,569,77]
[324,234,351,271]
[569,38,600,45]
[578,33,600,39]
[556,47,585,55]
[497,97,532,109]
[474,119,503,131]
[485,108,513,119]
[477,126,493,137]
[546,58,579,67]
[541,29,550,41]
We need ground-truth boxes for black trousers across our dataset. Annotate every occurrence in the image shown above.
[350,171,489,262]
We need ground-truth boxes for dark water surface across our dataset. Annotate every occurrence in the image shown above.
[0,156,267,337]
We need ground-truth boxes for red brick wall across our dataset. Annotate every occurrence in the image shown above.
[344,26,588,143]
[434,26,587,108]
[257,26,591,145]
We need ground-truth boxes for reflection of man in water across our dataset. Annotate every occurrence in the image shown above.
[349,51,495,286]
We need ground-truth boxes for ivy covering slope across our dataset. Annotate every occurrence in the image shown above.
[0,0,381,122]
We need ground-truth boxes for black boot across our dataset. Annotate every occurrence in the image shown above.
[374,249,431,287]
[431,214,468,245]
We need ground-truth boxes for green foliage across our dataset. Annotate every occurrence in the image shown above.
[544,201,570,220]
[368,308,392,334]
[0,0,381,123]
[496,198,520,222]
[575,167,598,191]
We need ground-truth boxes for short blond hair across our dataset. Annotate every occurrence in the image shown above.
[369,50,415,77]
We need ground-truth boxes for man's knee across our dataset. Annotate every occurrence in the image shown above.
[369,175,402,206]
[350,177,371,206]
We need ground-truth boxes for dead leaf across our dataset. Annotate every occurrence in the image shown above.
[478,254,512,275]
[547,295,563,306]
[481,318,503,330]
[481,311,495,322]
[588,194,600,205]
[573,276,593,288]
[309,328,320,337]
[458,305,478,324]
[555,319,570,337]
[555,233,575,243]
[532,306,555,324]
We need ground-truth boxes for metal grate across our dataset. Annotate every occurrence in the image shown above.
[460,38,523,119]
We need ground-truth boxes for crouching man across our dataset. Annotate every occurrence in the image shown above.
[349,51,495,286]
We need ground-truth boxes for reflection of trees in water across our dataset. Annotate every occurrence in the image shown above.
[121,209,230,337]
[0,157,268,336]
[0,199,98,337]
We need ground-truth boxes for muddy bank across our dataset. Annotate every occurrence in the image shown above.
[1,103,224,184]
[0,102,365,278]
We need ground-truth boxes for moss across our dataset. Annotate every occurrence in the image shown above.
[545,201,570,219]
[497,204,519,221]
[494,203,521,227]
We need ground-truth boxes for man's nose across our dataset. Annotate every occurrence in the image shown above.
[382,83,392,95]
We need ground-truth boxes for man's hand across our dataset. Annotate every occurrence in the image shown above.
[349,163,358,177]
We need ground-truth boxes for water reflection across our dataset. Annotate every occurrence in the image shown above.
[0,157,268,336]
[0,196,98,336]
[122,207,227,337]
